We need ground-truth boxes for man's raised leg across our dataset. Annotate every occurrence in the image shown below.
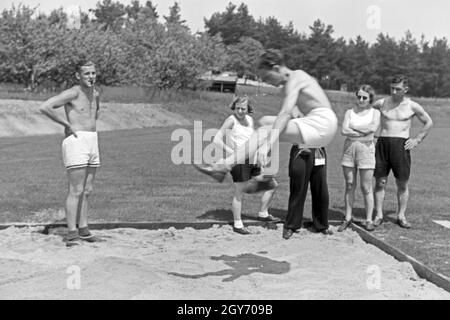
[195,119,303,182]
[220,120,303,169]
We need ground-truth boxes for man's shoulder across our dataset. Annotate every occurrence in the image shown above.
[372,97,386,109]
[64,85,80,95]
[292,69,312,80]
[57,86,79,100]
[406,98,422,109]
[289,70,315,91]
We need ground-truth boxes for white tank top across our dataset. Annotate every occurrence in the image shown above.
[348,108,375,141]
[226,115,254,150]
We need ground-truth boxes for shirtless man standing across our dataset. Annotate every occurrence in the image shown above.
[195,49,338,236]
[39,61,103,246]
[372,75,433,229]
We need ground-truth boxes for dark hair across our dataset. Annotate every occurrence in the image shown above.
[391,74,408,87]
[356,84,375,103]
[76,60,95,73]
[258,49,285,69]
[230,96,254,114]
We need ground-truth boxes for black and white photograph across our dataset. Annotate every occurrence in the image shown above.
[0,0,449,303]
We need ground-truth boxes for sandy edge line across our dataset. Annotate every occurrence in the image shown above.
[1,220,449,293]
[349,223,450,293]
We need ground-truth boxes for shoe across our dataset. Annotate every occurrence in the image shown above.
[257,214,281,223]
[80,234,105,243]
[338,219,353,232]
[363,222,375,232]
[264,222,278,230]
[282,227,295,240]
[243,177,278,194]
[193,164,227,182]
[320,229,334,235]
[253,173,276,181]
[373,217,384,227]
[309,225,333,235]
[397,218,412,229]
[65,237,82,247]
[233,226,251,235]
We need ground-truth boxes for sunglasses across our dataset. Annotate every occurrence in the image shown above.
[356,95,369,101]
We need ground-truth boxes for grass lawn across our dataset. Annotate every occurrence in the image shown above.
[0,84,449,278]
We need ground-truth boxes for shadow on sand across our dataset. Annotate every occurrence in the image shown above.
[169,253,290,282]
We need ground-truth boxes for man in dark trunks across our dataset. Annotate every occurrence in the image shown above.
[372,75,433,229]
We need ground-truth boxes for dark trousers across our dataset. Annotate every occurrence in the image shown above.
[285,145,329,231]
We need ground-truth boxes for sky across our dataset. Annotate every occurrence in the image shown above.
[2,0,450,43]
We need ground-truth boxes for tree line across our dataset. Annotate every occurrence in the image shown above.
[1,0,450,97]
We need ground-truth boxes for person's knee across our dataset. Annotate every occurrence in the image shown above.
[234,185,244,200]
[258,116,275,127]
[375,178,387,190]
[360,183,373,196]
[396,180,408,193]
[233,193,243,201]
[83,185,94,197]
[345,180,355,192]
[69,186,84,198]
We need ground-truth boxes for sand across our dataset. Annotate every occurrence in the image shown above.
[0,225,449,300]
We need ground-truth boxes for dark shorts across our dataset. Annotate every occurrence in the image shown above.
[374,137,411,181]
[230,162,261,183]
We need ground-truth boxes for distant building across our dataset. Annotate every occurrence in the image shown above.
[197,71,238,93]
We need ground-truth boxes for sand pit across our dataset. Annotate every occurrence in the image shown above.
[0,225,449,300]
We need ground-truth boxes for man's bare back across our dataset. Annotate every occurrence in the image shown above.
[284,70,332,116]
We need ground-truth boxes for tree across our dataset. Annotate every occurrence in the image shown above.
[90,0,126,31]
[204,2,255,45]
[253,17,301,50]
[343,36,372,90]
[224,36,264,80]
[420,37,450,97]
[0,5,64,89]
[396,31,422,95]
[164,2,187,29]
[300,19,342,88]
[48,7,68,26]
[125,0,141,21]
[142,1,159,19]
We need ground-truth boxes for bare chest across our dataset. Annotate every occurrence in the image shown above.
[67,94,96,115]
[381,101,414,122]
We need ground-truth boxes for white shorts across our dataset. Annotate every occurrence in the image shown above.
[62,131,100,170]
[291,108,337,148]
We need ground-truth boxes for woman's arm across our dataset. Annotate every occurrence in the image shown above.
[341,109,366,137]
[350,109,381,134]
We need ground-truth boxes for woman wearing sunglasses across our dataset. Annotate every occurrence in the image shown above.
[339,85,380,232]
